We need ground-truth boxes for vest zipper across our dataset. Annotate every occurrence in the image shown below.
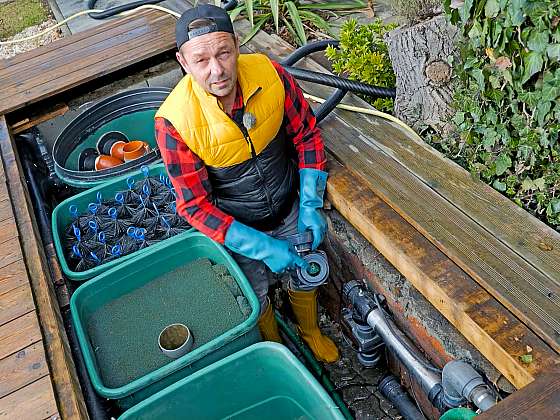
[229,87,275,216]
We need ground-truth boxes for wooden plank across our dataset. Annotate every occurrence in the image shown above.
[0,8,156,72]
[0,376,58,419]
[0,312,42,360]
[0,342,49,398]
[0,11,175,115]
[234,20,560,353]
[477,369,560,419]
[327,159,558,388]
[0,217,18,245]
[0,116,87,419]
[0,260,27,296]
[0,237,23,270]
[0,14,171,93]
[0,200,13,222]
[11,104,69,135]
[0,284,34,326]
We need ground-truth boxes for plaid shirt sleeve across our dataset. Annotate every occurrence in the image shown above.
[155,117,234,244]
[271,60,326,171]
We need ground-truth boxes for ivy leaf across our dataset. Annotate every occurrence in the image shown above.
[471,68,485,90]
[527,31,549,53]
[534,178,546,191]
[493,179,507,191]
[548,199,560,215]
[495,153,512,176]
[485,0,500,18]
[507,0,526,26]
[547,44,560,61]
[521,52,543,84]
[459,0,473,23]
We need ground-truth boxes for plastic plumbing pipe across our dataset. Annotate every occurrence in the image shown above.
[274,313,354,420]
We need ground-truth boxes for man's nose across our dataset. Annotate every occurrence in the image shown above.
[209,58,224,76]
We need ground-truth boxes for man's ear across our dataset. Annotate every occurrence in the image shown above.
[176,50,190,74]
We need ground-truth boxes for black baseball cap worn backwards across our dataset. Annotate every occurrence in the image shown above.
[176,4,235,50]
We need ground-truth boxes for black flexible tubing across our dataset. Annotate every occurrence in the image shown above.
[314,88,347,123]
[280,39,340,66]
[379,375,426,420]
[87,0,238,19]
[284,66,396,98]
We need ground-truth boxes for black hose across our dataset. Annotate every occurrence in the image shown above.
[379,375,426,420]
[284,66,396,98]
[87,0,238,19]
[315,88,347,123]
[280,39,340,66]
[87,0,165,19]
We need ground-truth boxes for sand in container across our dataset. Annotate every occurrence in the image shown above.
[86,258,249,388]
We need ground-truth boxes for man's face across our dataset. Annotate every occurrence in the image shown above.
[177,32,239,99]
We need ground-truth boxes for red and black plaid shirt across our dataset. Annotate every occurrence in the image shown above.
[155,60,326,244]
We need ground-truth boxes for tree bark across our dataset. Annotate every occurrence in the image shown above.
[385,15,459,136]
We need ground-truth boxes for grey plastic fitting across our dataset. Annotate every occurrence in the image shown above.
[442,360,496,412]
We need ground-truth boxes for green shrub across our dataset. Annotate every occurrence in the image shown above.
[443,0,560,227]
[325,18,397,112]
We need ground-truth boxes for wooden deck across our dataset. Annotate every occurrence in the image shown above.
[0,1,559,417]
[0,118,59,418]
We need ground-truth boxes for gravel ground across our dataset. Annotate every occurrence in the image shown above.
[0,18,63,59]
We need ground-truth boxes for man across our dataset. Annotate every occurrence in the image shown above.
[155,4,338,362]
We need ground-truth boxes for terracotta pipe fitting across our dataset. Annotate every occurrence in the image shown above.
[122,140,149,162]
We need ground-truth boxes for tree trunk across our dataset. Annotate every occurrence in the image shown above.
[385,15,459,136]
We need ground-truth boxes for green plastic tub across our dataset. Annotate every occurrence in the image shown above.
[119,342,345,420]
[52,163,193,281]
[71,231,261,409]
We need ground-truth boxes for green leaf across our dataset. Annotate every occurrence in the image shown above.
[245,0,254,27]
[548,199,560,215]
[459,0,473,23]
[471,68,485,91]
[240,15,268,46]
[299,1,365,10]
[547,44,560,61]
[285,2,307,45]
[508,0,526,26]
[270,0,279,33]
[228,5,245,22]
[485,0,500,17]
[521,52,543,84]
[519,354,533,364]
[495,153,512,176]
[527,31,549,53]
[493,179,507,191]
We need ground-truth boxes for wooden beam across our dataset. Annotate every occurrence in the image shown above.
[477,368,560,419]
[0,116,87,419]
[326,158,559,388]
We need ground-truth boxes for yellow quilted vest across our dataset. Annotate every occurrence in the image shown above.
[155,54,285,167]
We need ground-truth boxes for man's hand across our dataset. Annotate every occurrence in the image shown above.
[298,168,328,250]
[224,220,307,273]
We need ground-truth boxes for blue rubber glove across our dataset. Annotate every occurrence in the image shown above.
[225,220,307,273]
[298,168,328,250]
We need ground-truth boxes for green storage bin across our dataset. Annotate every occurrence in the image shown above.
[52,163,193,281]
[119,342,345,420]
[71,231,261,409]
